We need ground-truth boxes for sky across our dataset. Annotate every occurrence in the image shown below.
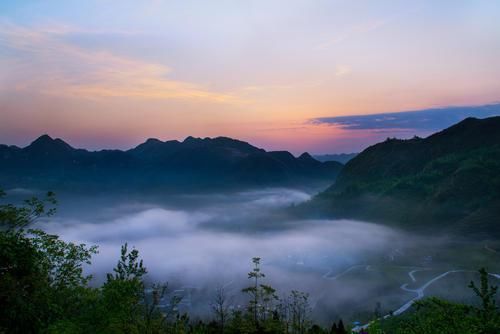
[1,0,499,154]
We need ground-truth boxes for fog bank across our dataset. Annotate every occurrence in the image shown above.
[32,188,482,323]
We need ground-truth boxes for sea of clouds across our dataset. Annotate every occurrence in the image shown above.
[30,188,415,321]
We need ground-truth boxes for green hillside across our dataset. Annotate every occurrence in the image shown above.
[310,117,500,236]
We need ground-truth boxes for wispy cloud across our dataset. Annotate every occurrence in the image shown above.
[316,5,423,51]
[0,21,237,103]
[317,19,387,50]
[311,103,500,131]
[335,65,351,77]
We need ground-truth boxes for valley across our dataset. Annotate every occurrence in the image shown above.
[20,187,499,326]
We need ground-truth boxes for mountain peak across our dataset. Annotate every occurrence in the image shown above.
[144,138,163,145]
[31,134,54,144]
[130,138,163,151]
[26,134,73,152]
[183,136,200,143]
[298,152,315,160]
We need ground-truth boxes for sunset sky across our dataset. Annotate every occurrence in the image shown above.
[1,0,499,154]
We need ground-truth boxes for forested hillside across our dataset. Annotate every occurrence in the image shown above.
[310,117,500,236]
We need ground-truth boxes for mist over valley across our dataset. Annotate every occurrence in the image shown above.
[14,186,497,325]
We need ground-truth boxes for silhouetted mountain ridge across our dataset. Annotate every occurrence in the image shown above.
[0,135,342,192]
[313,153,357,164]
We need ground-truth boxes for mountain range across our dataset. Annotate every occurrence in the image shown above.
[308,116,500,236]
[0,135,343,192]
[2,117,499,236]
[313,153,357,164]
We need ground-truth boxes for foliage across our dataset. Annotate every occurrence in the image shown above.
[211,285,232,334]
[0,190,97,333]
[371,268,500,334]
[1,189,499,334]
[0,189,57,229]
[278,290,312,334]
[468,268,499,334]
[312,122,500,235]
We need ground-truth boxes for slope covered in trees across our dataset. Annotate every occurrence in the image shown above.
[309,117,500,236]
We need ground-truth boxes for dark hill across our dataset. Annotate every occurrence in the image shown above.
[309,116,500,237]
[0,135,342,193]
[313,153,357,164]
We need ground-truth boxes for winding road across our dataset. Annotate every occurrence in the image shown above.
[320,266,500,332]
[395,269,465,315]
[322,265,369,280]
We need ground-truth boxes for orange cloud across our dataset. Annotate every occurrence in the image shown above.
[0,22,238,104]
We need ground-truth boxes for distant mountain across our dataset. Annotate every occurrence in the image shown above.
[308,116,500,237]
[313,153,357,164]
[0,135,343,192]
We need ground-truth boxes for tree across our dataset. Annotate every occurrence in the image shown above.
[307,324,324,334]
[211,285,232,334]
[288,290,311,334]
[330,322,338,334]
[260,284,278,322]
[0,190,97,333]
[336,319,346,334]
[468,267,499,334]
[100,243,149,333]
[141,283,169,333]
[242,257,266,327]
[0,189,56,230]
[242,257,280,333]
[369,268,500,334]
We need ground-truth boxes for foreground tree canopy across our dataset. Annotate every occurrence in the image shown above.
[0,190,498,334]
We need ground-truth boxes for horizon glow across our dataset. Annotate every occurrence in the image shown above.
[1,1,500,154]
